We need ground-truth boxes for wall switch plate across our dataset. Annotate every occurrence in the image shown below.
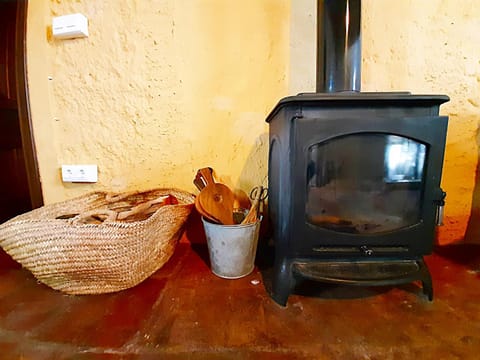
[52,13,89,40]
[61,165,97,183]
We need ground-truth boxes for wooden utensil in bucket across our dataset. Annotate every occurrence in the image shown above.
[196,168,235,225]
[241,186,267,225]
[193,167,213,191]
[194,195,220,224]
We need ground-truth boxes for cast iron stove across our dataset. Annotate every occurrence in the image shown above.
[265,0,449,306]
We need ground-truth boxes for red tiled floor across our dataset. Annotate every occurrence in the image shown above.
[0,214,480,359]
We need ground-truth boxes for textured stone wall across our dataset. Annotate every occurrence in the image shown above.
[27,0,479,244]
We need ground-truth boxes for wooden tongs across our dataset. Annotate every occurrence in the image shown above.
[241,186,267,224]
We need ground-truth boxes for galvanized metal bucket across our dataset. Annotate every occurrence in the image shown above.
[201,216,262,279]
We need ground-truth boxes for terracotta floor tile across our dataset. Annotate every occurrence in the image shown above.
[1,219,480,359]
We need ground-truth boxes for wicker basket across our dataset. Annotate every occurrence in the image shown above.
[0,188,194,294]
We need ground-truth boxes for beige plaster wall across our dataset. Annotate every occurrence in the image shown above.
[27,0,479,244]
[27,0,290,204]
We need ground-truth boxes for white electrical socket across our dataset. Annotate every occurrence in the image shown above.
[61,165,98,183]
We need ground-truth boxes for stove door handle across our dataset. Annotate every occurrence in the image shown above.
[360,246,374,256]
[434,189,446,226]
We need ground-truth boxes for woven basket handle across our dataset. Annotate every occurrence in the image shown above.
[71,209,119,224]
[105,191,141,203]
[117,195,170,220]
[68,192,173,224]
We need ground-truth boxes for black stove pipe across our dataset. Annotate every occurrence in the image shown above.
[316,0,361,93]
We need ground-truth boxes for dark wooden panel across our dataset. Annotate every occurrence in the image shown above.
[0,108,22,150]
[15,0,44,209]
[0,148,31,222]
[0,1,17,101]
[0,0,42,220]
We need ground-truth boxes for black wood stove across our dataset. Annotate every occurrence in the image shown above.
[265,0,449,306]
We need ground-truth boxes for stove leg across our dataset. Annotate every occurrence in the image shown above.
[419,259,433,301]
[271,259,295,307]
[422,279,433,301]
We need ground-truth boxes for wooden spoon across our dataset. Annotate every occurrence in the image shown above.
[198,183,235,225]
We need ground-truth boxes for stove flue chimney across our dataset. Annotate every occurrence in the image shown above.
[316,0,362,93]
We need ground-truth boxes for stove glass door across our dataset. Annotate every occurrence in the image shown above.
[306,133,426,234]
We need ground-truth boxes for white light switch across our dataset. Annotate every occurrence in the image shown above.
[62,165,97,183]
[52,13,89,40]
